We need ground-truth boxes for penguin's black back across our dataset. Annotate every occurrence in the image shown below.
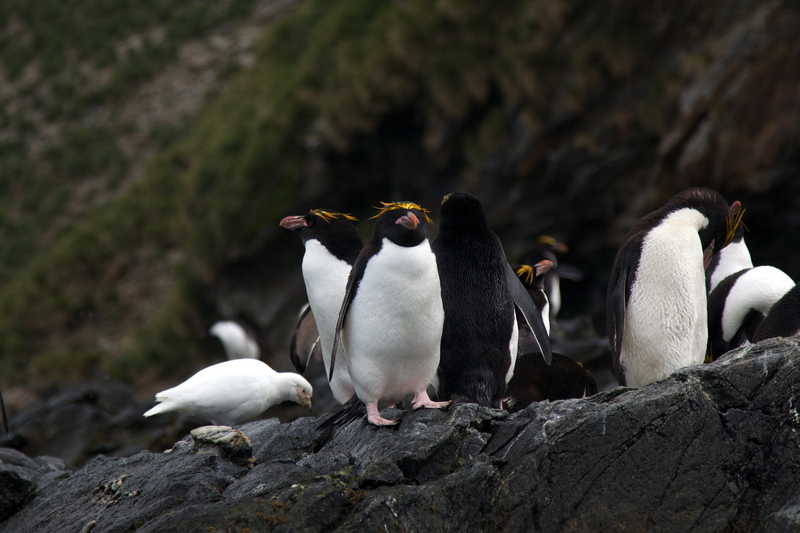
[434,193,515,408]
[753,284,800,342]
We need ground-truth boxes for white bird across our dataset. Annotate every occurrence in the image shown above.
[209,320,260,360]
[143,359,312,426]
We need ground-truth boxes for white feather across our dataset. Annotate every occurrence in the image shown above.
[721,266,795,342]
[343,239,443,405]
[621,208,710,388]
[143,359,312,426]
[302,239,356,403]
[708,237,753,293]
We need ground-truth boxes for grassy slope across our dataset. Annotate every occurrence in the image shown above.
[0,0,722,387]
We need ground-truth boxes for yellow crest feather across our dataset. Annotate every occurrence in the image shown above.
[309,209,358,222]
[537,235,558,246]
[370,202,433,223]
[723,206,746,248]
[516,264,535,285]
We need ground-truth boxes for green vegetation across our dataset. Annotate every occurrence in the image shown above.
[0,0,685,387]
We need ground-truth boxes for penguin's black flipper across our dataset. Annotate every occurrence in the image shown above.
[506,261,552,365]
[330,257,369,382]
[1,387,8,432]
[290,304,320,374]
[607,256,634,385]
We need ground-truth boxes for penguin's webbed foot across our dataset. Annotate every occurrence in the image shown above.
[411,390,451,410]
[366,402,399,426]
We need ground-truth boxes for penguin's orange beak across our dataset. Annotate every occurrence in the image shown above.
[396,211,419,230]
[280,215,308,230]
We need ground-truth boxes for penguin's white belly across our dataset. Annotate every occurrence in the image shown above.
[343,240,443,404]
[621,224,707,388]
[302,240,355,402]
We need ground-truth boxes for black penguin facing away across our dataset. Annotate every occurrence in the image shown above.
[607,188,743,388]
[433,192,552,409]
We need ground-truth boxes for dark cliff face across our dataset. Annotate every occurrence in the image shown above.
[1,1,798,401]
[2,337,800,532]
[0,0,800,531]
[212,0,800,372]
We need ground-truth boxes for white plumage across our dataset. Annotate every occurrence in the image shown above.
[302,239,356,403]
[620,208,710,388]
[209,321,260,360]
[720,266,794,343]
[707,235,753,293]
[343,238,444,407]
[143,359,312,426]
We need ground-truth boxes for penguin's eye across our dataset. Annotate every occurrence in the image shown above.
[306,217,315,228]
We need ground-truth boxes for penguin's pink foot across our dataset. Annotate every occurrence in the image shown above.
[366,402,399,426]
[411,390,451,410]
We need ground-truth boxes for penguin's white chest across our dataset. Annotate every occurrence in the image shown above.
[622,210,709,387]
[302,239,355,401]
[344,239,443,404]
[708,239,753,293]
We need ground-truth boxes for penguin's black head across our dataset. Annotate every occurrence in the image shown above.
[280,209,358,240]
[667,188,744,268]
[280,209,362,262]
[516,260,553,292]
[370,202,432,247]
[439,192,489,232]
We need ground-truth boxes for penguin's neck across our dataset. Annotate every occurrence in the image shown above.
[709,238,753,292]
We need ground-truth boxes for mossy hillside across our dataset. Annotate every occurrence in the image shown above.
[0,0,262,291]
[0,0,737,386]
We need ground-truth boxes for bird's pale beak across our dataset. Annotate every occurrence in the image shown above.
[280,215,308,230]
[396,211,419,230]
[299,395,312,412]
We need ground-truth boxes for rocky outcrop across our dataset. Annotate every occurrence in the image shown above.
[2,337,799,532]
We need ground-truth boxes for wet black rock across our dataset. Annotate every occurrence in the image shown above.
[2,337,799,532]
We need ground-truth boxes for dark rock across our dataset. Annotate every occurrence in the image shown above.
[2,337,800,531]
[0,448,69,522]
[0,381,217,468]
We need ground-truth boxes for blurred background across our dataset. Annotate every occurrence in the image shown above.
[0,0,798,467]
